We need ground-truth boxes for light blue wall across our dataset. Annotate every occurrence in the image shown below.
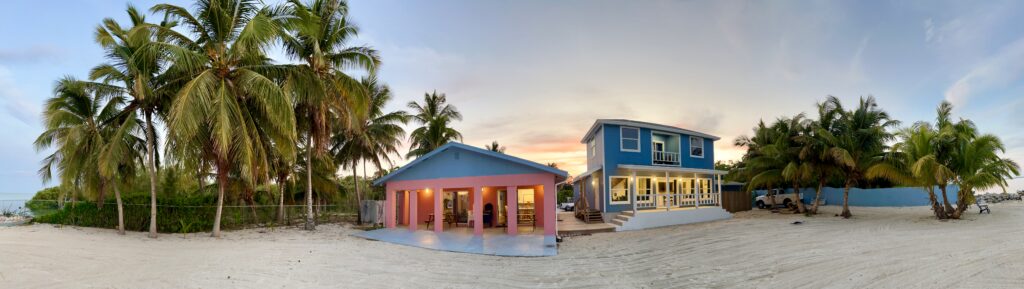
[754,186,961,207]
[599,123,718,212]
[388,148,548,182]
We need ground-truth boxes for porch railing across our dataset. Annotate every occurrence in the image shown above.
[631,189,720,211]
[653,151,680,165]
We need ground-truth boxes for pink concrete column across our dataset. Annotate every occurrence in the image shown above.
[506,186,518,235]
[473,187,483,236]
[408,191,418,231]
[543,177,557,236]
[385,188,395,228]
[433,187,443,233]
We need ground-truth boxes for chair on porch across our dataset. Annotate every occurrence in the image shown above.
[425,213,459,229]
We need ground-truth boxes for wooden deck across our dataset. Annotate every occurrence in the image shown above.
[557,211,616,236]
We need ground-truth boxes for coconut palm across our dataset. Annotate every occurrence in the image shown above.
[153,0,296,237]
[485,141,506,153]
[866,122,950,219]
[734,120,782,209]
[91,4,177,238]
[798,99,844,214]
[35,78,124,212]
[279,0,379,230]
[332,75,408,224]
[818,96,898,218]
[98,111,146,234]
[940,104,1020,218]
[407,91,463,158]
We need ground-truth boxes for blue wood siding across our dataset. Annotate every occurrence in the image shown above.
[598,123,717,213]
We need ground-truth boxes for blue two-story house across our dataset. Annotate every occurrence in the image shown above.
[572,119,731,231]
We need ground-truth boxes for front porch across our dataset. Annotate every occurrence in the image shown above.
[609,165,727,214]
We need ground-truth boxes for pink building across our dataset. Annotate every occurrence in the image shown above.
[374,143,568,239]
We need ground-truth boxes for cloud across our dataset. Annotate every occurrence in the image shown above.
[848,35,871,83]
[0,45,65,64]
[0,66,40,125]
[944,37,1024,108]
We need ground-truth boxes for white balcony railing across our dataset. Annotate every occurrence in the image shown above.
[653,151,680,165]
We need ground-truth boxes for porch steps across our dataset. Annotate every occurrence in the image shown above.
[580,210,604,224]
[610,211,634,226]
[557,212,616,236]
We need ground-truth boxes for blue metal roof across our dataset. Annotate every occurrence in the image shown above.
[372,142,569,186]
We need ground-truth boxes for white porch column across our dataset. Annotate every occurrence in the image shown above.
[694,173,700,208]
[630,171,637,214]
[664,171,670,211]
[717,174,723,207]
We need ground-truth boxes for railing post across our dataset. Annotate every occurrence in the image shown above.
[664,171,670,211]
[630,171,637,215]
[694,173,700,208]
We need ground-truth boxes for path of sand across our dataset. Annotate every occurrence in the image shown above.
[2,204,1023,288]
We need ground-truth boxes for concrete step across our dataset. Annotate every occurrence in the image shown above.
[610,219,625,226]
[620,211,635,217]
[613,215,631,222]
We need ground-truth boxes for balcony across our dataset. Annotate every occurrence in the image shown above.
[652,151,679,165]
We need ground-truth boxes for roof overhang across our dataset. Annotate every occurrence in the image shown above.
[580,119,721,143]
[617,164,728,175]
[373,142,569,186]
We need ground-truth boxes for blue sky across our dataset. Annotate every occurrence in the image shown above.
[1,0,1022,194]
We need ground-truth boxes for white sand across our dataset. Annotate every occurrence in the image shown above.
[2,204,1024,289]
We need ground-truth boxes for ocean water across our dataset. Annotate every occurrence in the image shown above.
[0,192,36,213]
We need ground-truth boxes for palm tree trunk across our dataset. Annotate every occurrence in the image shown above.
[840,181,852,218]
[97,180,107,209]
[951,186,970,219]
[304,137,315,230]
[926,187,945,219]
[792,182,805,213]
[277,176,286,224]
[810,177,825,214]
[939,184,953,217]
[212,165,227,238]
[767,184,778,209]
[114,181,125,235]
[353,161,363,225]
[146,112,158,238]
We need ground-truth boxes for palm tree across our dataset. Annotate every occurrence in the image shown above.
[332,75,408,224]
[280,0,379,230]
[798,99,844,214]
[36,78,124,214]
[91,4,176,238]
[407,91,463,158]
[98,110,146,234]
[153,0,296,237]
[485,141,505,153]
[734,120,782,209]
[818,96,898,218]
[938,102,1020,218]
[866,122,950,219]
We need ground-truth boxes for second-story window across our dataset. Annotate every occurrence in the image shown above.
[690,136,704,158]
[589,139,596,157]
[620,127,640,152]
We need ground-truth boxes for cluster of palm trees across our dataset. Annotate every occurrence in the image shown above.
[733,96,1018,219]
[35,0,463,237]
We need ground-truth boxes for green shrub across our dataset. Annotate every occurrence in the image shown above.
[33,193,353,233]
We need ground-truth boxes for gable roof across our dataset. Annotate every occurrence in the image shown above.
[580,119,721,143]
[373,142,569,186]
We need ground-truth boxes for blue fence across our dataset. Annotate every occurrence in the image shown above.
[754,186,959,207]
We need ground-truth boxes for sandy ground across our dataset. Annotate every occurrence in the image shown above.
[2,204,1024,289]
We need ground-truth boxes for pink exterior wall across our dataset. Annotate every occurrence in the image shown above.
[384,173,559,236]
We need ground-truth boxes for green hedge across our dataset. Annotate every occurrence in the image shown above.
[32,194,352,233]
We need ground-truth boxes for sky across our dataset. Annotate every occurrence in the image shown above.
[1,0,1023,194]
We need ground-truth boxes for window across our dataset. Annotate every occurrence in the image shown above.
[620,127,640,152]
[589,139,596,157]
[690,136,704,158]
[609,177,630,204]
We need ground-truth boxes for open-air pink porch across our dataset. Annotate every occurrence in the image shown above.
[384,173,558,237]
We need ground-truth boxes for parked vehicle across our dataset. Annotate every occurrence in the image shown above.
[755,189,802,209]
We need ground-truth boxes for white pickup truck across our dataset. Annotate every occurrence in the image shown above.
[755,189,803,209]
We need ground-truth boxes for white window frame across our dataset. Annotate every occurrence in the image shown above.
[690,136,704,158]
[620,126,641,152]
[608,176,631,204]
[589,139,596,158]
